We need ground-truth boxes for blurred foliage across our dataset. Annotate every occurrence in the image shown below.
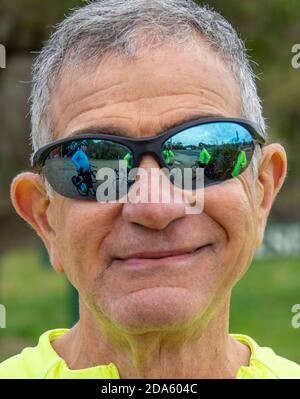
[0,248,69,361]
[231,256,300,364]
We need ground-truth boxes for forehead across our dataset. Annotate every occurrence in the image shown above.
[51,40,242,138]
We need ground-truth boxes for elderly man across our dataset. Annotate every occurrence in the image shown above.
[0,0,299,379]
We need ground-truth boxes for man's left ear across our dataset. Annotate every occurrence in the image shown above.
[255,143,287,243]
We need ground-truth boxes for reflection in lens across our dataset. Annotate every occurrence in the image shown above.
[43,139,134,200]
[163,122,254,189]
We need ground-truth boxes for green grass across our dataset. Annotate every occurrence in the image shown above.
[230,257,300,363]
[0,248,300,363]
[0,248,70,361]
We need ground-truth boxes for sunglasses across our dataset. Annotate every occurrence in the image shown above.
[32,117,265,201]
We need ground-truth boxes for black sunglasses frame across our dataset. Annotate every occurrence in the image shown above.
[32,117,266,173]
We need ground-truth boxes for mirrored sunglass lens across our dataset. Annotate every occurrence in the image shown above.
[43,139,134,200]
[163,122,254,189]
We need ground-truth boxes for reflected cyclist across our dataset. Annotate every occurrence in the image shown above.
[231,144,248,177]
[123,152,133,170]
[198,143,211,167]
[71,140,94,192]
[163,145,175,166]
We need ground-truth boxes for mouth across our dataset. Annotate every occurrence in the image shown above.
[112,244,213,269]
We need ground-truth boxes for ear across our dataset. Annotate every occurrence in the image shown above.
[255,143,287,245]
[10,172,64,273]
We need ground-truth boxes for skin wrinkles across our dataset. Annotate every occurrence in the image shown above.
[64,108,233,141]
[52,42,241,137]
[11,37,287,378]
[55,94,235,140]
[57,61,126,108]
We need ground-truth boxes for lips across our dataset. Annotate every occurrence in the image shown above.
[123,249,197,259]
[112,244,212,268]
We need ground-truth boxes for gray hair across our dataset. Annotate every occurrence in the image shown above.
[30,0,265,194]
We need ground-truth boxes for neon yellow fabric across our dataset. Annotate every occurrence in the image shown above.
[123,152,132,169]
[0,329,120,379]
[162,149,175,165]
[199,147,211,165]
[231,150,247,177]
[1,329,300,379]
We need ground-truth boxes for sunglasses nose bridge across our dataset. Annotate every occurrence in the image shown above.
[136,154,165,172]
[134,140,165,168]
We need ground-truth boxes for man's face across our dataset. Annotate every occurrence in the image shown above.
[44,40,262,332]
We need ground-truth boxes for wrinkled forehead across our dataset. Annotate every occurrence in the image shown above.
[50,40,242,139]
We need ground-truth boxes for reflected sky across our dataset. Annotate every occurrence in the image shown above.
[166,122,252,146]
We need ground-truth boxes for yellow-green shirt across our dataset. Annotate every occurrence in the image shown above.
[199,147,211,165]
[232,150,247,177]
[0,329,300,379]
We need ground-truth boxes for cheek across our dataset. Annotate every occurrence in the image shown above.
[204,179,257,279]
[53,200,121,288]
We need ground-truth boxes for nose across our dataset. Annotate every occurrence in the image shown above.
[122,155,194,230]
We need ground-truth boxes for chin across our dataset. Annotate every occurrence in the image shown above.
[105,287,204,333]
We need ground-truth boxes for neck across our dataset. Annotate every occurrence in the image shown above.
[52,298,250,379]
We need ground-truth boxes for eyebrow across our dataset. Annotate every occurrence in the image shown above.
[67,112,227,138]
